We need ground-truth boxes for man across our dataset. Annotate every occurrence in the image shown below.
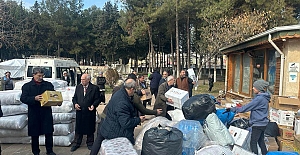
[149,68,162,98]
[127,70,137,81]
[137,75,151,107]
[100,79,145,144]
[153,76,175,120]
[96,71,106,104]
[61,71,70,86]
[159,71,169,86]
[71,74,101,152]
[20,67,56,155]
[175,70,195,97]
[208,74,214,92]
[226,80,270,155]
[69,69,75,86]
[2,71,14,90]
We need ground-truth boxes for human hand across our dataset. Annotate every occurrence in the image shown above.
[139,116,146,123]
[156,109,163,115]
[35,95,43,101]
[88,105,94,111]
[75,104,81,110]
[141,89,146,95]
[192,81,196,84]
[167,98,173,104]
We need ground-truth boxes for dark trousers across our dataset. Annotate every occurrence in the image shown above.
[208,85,213,91]
[150,88,158,99]
[73,133,94,147]
[31,134,53,155]
[250,126,268,155]
[90,119,105,155]
[142,99,151,107]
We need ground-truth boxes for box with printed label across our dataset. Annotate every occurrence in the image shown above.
[269,108,279,123]
[277,110,295,127]
[279,125,295,140]
[277,136,295,152]
[229,126,250,147]
[294,135,300,153]
[270,95,300,112]
[266,137,279,151]
[140,89,152,101]
[165,87,189,109]
[40,91,63,106]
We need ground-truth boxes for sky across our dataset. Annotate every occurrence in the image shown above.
[19,0,119,10]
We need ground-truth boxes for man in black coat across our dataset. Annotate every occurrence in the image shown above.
[149,68,162,98]
[100,78,145,144]
[96,71,106,104]
[71,74,101,152]
[20,67,56,155]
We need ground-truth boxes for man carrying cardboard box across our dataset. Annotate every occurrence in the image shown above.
[20,67,56,155]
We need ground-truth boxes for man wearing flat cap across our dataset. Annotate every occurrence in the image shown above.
[226,79,270,155]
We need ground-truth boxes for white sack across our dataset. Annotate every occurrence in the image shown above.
[0,125,28,137]
[196,145,233,155]
[39,132,75,146]
[0,114,27,130]
[53,123,74,136]
[167,109,185,122]
[14,79,31,90]
[52,113,74,124]
[134,116,177,151]
[51,101,74,113]
[0,90,22,105]
[2,103,28,116]
[203,113,234,146]
[0,136,31,144]
[100,137,138,155]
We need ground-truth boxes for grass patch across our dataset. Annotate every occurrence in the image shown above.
[193,81,225,97]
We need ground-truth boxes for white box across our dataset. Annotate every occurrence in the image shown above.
[232,145,255,155]
[165,87,189,109]
[295,117,300,135]
[269,108,279,123]
[277,110,295,127]
[229,126,250,147]
[100,137,138,155]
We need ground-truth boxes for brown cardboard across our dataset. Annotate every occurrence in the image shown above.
[266,137,279,151]
[295,136,300,153]
[279,126,295,140]
[140,89,152,101]
[270,95,300,112]
[40,91,63,106]
[277,136,295,152]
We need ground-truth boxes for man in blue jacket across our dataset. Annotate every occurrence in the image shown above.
[226,79,270,155]
[149,68,162,98]
[99,78,145,144]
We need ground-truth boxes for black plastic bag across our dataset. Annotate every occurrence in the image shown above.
[142,126,183,155]
[182,94,216,120]
[228,118,250,129]
[265,122,279,137]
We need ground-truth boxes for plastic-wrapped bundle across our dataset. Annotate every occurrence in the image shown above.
[134,116,177,151]
[0,136,31,144]
[0,114,27,130]
[228,118,250,130]
[0,125,28,137]
[14,79,31,90]
[39,132,75,146]
[0,90,22,105]
[174,120,208,153]
[203,113,234,146]
[57,88,75,101]
[142,126,183,155]
[167,109,186,122]
[1,103,28,116]
[51,101,74,113]
[182,94,216,120]
[53,123,74,136]
[196,145,233,155]
[216,109,235,126]
[52,113,74,124]
[100,137,138,155]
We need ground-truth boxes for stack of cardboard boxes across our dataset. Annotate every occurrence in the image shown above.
[269,95,300,153]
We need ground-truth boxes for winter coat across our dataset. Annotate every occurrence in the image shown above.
[72,83,101,134]
[149,71,162,89]
[100,87,140,144]
[153,82,173,117]
[20,79,54,136]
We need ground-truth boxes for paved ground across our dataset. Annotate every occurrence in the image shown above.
[1,94,156,155]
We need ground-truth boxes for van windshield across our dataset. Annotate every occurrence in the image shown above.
[27,66,52,78]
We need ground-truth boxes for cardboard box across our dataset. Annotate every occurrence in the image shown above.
[266,137,278,151]
[279,126,295,140]
[277,110,295,127]
[232,145,255,155]
[294,135,300,153]
[165,87,189,109]
[229,126,250,147]
[140,89,152,101]
[270,95,300,112]
[269,108,279,123]
[295,116,300,135]
[40,91,63,106]
[277,136,295,152]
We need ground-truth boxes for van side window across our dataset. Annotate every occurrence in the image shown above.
[27,66,52,78]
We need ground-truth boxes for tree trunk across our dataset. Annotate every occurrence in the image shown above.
[214,54,217,83]
[187,10,190,68]
[175,0,180,77]
[147,25,154,72]
[171,33,175,75]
